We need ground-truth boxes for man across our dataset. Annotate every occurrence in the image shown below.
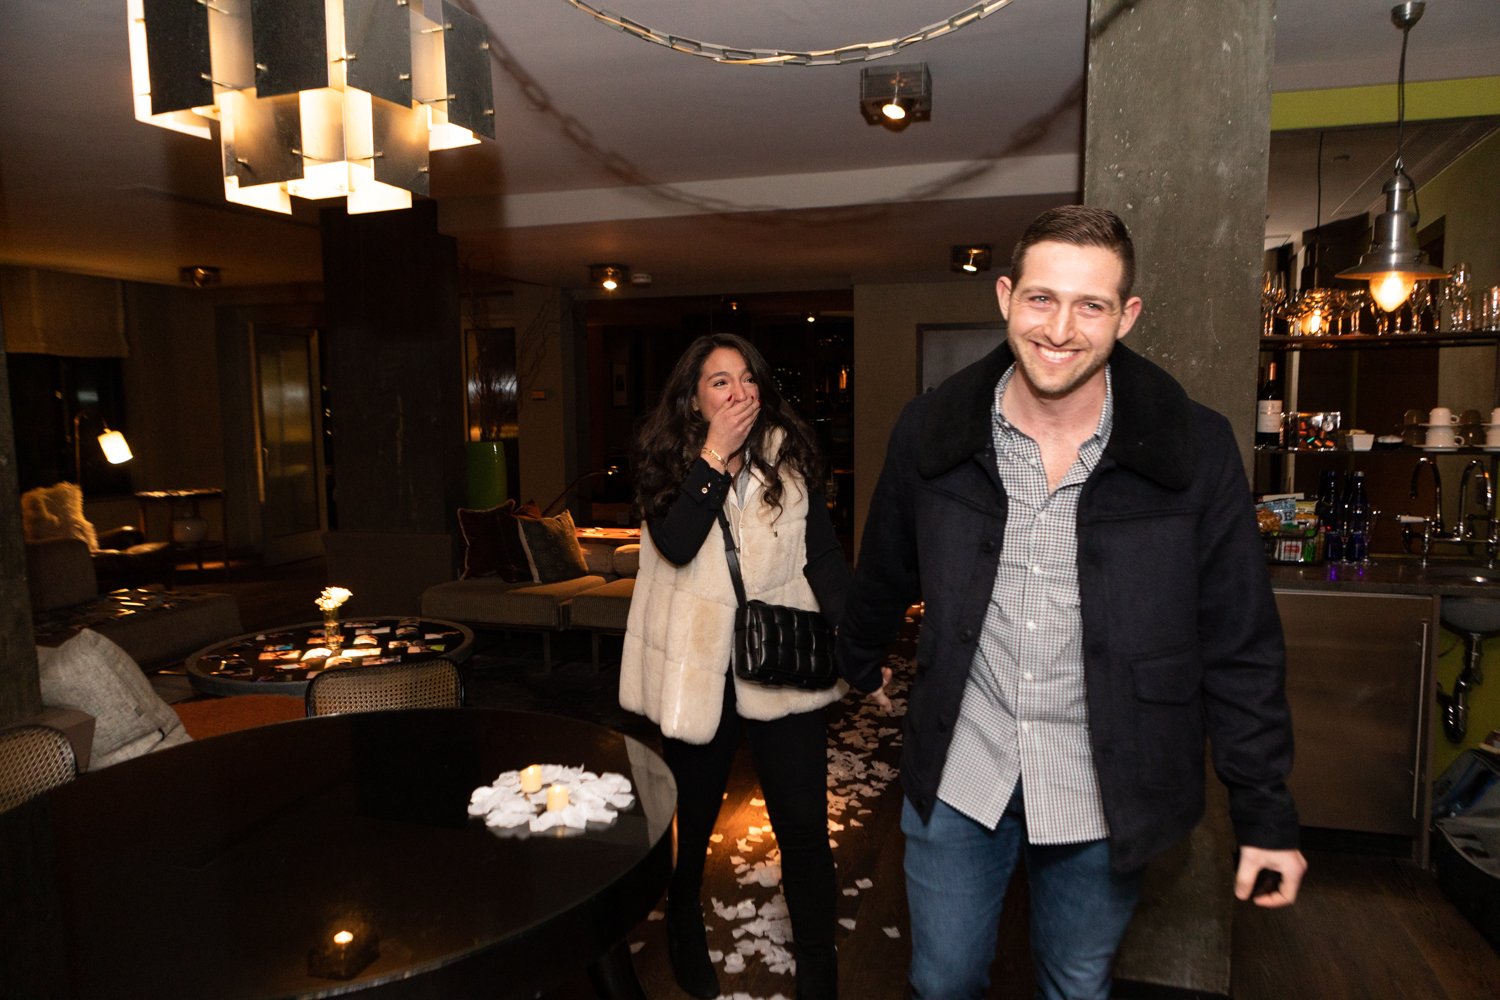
[837,206,1306,999]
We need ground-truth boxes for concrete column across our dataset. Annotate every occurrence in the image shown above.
[1085,0,1274,461]
[320,201,466,616]
[1084,3,1275,994]
[0,305,43,724]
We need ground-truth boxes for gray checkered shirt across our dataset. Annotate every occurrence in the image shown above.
[936,364,1113,843]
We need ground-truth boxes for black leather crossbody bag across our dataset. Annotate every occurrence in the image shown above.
[717,508,837,690]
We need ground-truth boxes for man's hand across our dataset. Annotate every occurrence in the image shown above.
[866,666,894,715]
[1234,846,1307,907]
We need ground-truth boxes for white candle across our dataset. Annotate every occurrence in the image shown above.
[546,784,570,812]
[519,765,543,794]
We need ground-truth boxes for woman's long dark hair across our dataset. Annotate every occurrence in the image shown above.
[633,333,823,521]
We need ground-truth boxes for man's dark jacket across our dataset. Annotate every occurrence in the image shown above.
[837,341,1299,872]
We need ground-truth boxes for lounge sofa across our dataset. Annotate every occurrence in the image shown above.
[420,541,638,671]
[27,538,241,669]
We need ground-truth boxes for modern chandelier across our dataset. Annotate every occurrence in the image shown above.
[128,0,495,215]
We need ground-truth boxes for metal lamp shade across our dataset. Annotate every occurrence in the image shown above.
[1336,171,1446,312]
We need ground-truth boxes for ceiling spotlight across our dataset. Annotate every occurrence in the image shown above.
[805,312,817,324]
[180,265,221,287]
[589,264,629,292]
[951,245,992,274]
[860,64,931,131]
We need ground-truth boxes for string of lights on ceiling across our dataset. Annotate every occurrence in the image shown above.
[563,0,1021,66]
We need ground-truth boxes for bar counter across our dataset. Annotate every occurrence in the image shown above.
[1268,554,1500,596]
[1266,553,1500,864]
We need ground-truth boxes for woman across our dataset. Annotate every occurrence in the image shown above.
[620,333,848,1000]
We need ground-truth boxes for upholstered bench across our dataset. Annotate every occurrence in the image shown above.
[567,544,639,671]
[421,503,642,672]
[420,575,608,671]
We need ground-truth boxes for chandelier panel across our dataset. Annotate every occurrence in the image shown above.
[129,0,495,215]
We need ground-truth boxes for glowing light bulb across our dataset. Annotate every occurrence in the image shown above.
[1370,272,1417,313]
[881,100,906,122]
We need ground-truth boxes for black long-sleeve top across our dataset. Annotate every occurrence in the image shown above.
[645,458,849,626]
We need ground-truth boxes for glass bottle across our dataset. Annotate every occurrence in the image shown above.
[1256,362,1283,450]
[1344,470,1371,565]
[1316,469,1343,564]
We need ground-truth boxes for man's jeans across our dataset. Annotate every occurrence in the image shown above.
[901,789,1142,999]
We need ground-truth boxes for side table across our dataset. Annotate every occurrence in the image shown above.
[134,488,228,576]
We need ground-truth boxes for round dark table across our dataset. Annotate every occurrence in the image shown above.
[0,709,676,999]
[185,617,476,697]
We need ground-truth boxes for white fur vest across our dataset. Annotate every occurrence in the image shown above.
[619,465,846,744]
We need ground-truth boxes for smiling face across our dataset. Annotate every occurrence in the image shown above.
[997,240,1142,404]
[693,346,759,421]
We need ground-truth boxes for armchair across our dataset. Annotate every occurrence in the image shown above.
[20,482,169,587]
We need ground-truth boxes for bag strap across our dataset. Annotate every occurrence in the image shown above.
[716,508,749,608]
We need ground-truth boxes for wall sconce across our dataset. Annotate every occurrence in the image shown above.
[1335,3,1446,312]
[859,64,931,131]
[952,245,991,274]
[589,264,629,292]
[127,0,495,215]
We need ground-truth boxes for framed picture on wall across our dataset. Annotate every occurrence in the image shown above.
[916,323,1004,394]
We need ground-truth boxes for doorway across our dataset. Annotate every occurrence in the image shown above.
[253,326,326,565]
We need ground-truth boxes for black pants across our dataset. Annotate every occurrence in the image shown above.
[662,679,837,976]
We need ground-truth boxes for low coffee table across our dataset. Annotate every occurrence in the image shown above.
[185,615,475,697]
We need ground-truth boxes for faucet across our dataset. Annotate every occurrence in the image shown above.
[1458,460,1494,542]
[1410,456,1445,535]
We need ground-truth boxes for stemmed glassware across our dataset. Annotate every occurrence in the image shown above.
[1339,289,1367,335]
[1261,272,1286,337]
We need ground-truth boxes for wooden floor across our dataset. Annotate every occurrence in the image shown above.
[168,559,1500,999]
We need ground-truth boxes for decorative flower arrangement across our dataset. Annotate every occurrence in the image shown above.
[315,586,353,612]
[469,764,636,834]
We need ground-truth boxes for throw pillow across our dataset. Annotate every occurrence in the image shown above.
[20,482,98,551]
[458,500,515,579]
[516,509,590,583]
[496,499,543,582]
[36,629,191,770]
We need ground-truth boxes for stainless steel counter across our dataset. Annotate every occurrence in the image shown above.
[1268,555,1500,596]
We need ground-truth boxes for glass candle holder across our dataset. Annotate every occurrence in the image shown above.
[322,607,343,653]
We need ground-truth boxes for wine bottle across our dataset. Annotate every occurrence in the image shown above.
[1256,361,1284,449]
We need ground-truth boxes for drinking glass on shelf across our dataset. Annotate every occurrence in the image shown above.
[1446,263,1474,332]
[1408,284,1435,334]
[1482,286,1500,332]
[1261,272,1286,337]
[1341,289,1368,335]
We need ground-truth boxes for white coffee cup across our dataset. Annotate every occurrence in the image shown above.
[1427,425,1457,447]
[1430,406,1457,425]
[1487,425,1500,448]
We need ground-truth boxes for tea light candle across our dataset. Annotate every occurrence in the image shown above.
[519,765,543,794]
[546,784,570,812]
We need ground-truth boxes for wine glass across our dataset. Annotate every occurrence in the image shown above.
[1261,272,1286,337]
[1342,289,1368,335]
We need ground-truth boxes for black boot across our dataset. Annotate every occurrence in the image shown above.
[795,949,838,1000]
[666,902,720,999]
